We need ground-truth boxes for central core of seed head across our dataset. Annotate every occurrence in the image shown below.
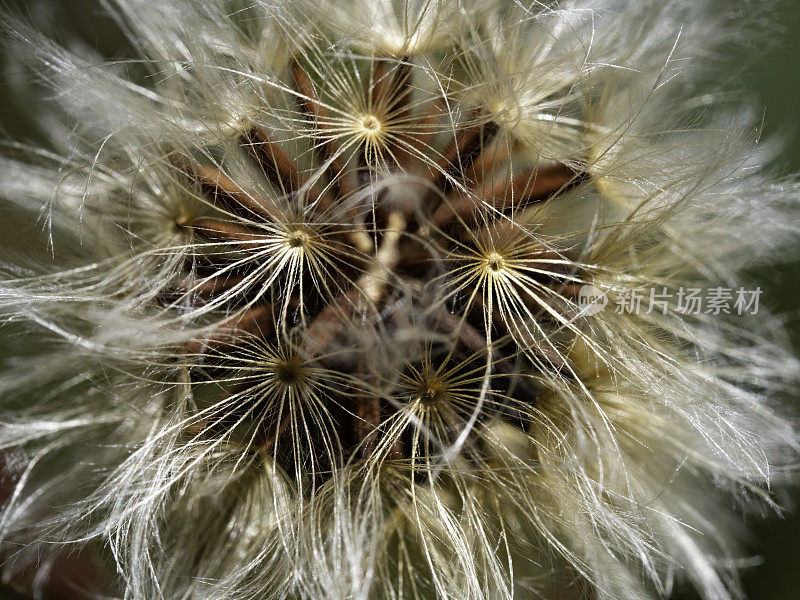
[486,252,506,273]
[274,356,306,387]
[361,115,381,133]
[172,207,194,231]
[416,380,448,404]
[286,229,309,249]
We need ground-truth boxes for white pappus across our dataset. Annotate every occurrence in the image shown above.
[0,1,798,600]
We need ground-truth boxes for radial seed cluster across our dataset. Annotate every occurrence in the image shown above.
[0,2,797,600]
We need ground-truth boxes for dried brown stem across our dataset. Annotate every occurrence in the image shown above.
[243,128,304,192]
[261,412,292,453]
[177,275,248,298]
[187,304,275,354]
[432,163,577,226]
[431,116,498,194]
[191,165,280,221]
[469,292,569,370]
[398,98,444,173]
[354,361,381,458]
[302,289,363,357]
[303,212,406,356]
[464,142,509,186]
[484,163,578,206]
[292,61,356,198]
[433,304,487,355]
[190,218,263,243]
[371,59,412,121]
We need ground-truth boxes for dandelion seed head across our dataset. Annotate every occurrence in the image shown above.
[360,114,382,133]
[264,347,311,390]
[0,1,798,600]
[485,252,506,274]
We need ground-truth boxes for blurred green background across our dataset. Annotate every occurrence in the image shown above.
[0,1,798,599]
[736,3,800,598]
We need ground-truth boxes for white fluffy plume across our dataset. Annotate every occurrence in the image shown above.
[0,1,798,599]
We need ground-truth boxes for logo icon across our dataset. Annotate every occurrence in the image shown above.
[577,285,608,316]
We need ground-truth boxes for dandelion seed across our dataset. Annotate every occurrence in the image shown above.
[0,1,798,600]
